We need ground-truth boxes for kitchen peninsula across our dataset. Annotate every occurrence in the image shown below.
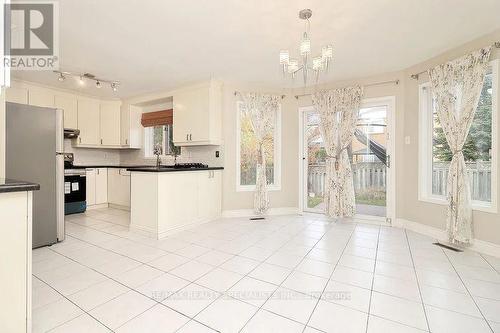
[129,166,223,239]
[0,179,39,333]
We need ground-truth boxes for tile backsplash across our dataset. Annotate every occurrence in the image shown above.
[66,139,224,167]
[64,139,121,165]
[119,144,224,167]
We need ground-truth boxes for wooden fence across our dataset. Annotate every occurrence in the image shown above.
[432,161,491,202]
[308,162,386,196]
[308,161,492,202]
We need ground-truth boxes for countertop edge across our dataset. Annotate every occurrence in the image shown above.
[0,180,40,194]
[127,167,224,173]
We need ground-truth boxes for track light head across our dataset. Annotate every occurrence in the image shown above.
[56,70,119,91]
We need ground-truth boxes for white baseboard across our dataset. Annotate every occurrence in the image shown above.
[86,203,109,210]
[397,218,500,258]
[108,203,131,212]
[130,215,221,240]
[222,207,299,218]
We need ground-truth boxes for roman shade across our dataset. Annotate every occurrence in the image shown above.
[141,109,173,127]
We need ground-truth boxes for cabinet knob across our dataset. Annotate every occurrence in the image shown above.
[125,139,128,145]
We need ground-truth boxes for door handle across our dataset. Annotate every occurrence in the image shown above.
[189,134,192,141]
[186,134,188,141]
[125,139,128,145]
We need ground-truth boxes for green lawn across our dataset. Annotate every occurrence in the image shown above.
[308,196,323,208]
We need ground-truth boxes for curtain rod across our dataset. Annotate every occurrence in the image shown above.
[234,91,286,99]
[410,42,500,80]
[293,79,400,99]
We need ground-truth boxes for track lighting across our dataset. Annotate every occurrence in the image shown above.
[53,70,120,92]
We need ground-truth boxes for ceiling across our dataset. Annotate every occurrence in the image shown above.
[12,0,500,98]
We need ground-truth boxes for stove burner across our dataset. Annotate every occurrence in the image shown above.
[173,163,208,169]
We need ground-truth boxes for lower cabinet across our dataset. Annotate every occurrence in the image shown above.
[130,170,222,238]
[107,168,131,207]
[0,191,33,333]
[197,170,222,220]
[86,168,108,207]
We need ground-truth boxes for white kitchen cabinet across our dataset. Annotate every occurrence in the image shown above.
[120,104,142,148]
[0,191,34,333]
[54,94,78,129]
[6,86,28,104]
[86,168,96,206]
[95,168,108,204]
[130,169,222,238]
[77,98,101,146]
[86,168,108,206]
[28,87,55,108]
[197,170,222,220]
[173,80,222,146]
[108,168,131,207]
[100,101,121,146]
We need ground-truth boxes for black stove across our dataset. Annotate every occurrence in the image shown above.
[173,163,208,169]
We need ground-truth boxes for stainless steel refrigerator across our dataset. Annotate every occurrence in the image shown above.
[6,102,65,248]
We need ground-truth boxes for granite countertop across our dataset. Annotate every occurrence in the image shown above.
[127,166,224,172]
[69,165,152,169]
[0,179,40,193]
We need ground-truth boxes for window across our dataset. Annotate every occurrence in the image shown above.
[236,101,281,191]
[419,60,498,212]
[144,124,180,157]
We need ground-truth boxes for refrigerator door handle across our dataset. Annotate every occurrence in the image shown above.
[56,153,65,242]
[55,109,64,153]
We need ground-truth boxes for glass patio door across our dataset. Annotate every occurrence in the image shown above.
[302,102,391,219]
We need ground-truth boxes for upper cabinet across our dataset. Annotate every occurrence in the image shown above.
[173,80,222,146]
[100,101,121,146]
[77,97,101,146]
[5,86,28,104]
[28,87,55,108]
[54,94,78,129]
[120,104,142,148]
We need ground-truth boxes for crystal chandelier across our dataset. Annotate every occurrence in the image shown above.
[279,9,333,85]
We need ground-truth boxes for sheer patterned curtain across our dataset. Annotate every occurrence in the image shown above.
[312,86,363,218]
[240,93,281,215]
[428,47,491,244]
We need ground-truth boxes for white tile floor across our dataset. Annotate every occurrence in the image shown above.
[32,208,500,333]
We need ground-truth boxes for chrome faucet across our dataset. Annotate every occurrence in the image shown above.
[153,144,162,168]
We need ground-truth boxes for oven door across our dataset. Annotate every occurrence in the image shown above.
[64,173,87,215]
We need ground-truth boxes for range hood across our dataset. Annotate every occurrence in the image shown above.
[64,128,80,139]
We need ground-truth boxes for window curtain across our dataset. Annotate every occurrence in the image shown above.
[312,86,363,218]
[141,109,173,127]
[240,93,280,215]
[427,47,491,245]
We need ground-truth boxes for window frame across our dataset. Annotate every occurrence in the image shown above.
[235,101,282,192]
[418,59,498,213]
[144,124,177,158]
